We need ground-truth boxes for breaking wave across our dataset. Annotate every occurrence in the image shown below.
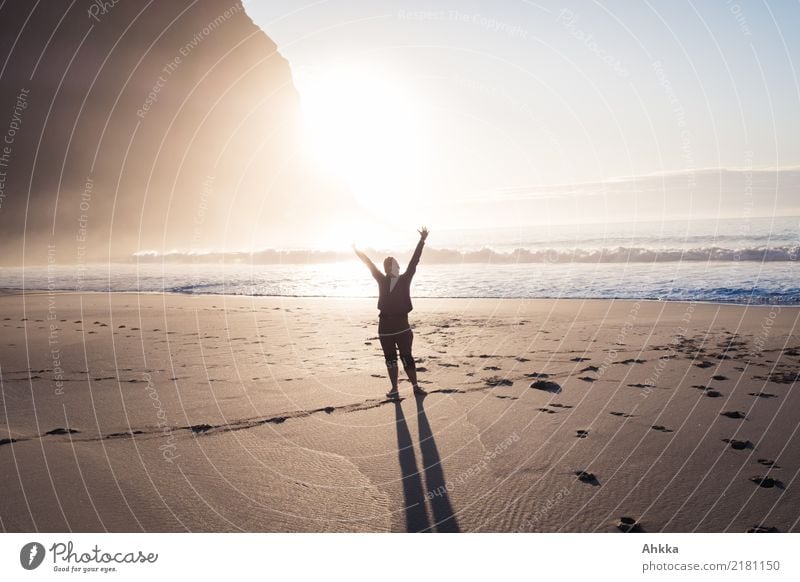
[132,245,800,264]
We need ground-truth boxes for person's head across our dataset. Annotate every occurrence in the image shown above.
[384,256,400,277]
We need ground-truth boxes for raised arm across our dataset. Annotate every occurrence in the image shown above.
[404,226,429,278]
[352,244,382,282]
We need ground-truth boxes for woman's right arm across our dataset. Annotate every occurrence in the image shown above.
[352,244,382,281]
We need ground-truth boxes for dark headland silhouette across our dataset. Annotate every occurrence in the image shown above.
[0,0,366,265]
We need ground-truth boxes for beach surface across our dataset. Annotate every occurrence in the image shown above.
[1,291,798,532]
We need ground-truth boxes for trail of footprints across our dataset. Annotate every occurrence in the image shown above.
[4,318,795,531]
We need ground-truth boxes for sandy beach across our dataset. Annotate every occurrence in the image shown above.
[1,291,798,532]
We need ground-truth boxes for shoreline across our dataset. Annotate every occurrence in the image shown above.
[1,288,798,308]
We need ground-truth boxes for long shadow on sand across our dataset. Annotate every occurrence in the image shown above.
[394,402,432,532]
[393,398,461,532]
[415,396,461,532]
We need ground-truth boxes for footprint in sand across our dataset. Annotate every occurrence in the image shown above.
[748,392,777,399]
[617,517,643,533]
[45,428,80,435]
[722,438,753,450]
[692,385,723,397]
[720,410,747,419]
[525,372,550,378]
[749,476,784,489]
[106,430,145,439]
[617,358,647,365]
[484,376,513,387]
[747,525,779,533]
[550,403,573,409]
[712,375,728,381]
[575,470,600,486]
[628,383,654,389]
[610,411,634,418]
[651,425,673,433]
[755,371,800,384]
[536,407,557,414]
[570,357,590,362]
[576,429,589,439]
[190,424,214,433]
[757,459,780,468]
[578,376,597,383]
[530,380,561,393]
[695,361,715,369]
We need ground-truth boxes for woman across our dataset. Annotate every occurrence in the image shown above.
[353,227,429,398]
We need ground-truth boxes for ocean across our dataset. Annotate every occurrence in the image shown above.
[3,216,799,304]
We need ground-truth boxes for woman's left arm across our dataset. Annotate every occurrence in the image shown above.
[405,227,428,278]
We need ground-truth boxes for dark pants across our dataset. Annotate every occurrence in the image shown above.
[380,329,415,369]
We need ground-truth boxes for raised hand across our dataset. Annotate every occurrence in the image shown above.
[418,226,429,241]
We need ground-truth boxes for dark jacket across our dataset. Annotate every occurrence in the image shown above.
[357,239,425,316]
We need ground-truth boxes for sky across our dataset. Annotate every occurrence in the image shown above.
[242,0,800,230]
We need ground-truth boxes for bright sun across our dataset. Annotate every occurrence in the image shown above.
[297,64,430,221]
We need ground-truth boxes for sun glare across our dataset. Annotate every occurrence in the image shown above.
[297,64,430,220]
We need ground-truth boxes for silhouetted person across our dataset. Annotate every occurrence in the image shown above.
[353,227,429,398]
